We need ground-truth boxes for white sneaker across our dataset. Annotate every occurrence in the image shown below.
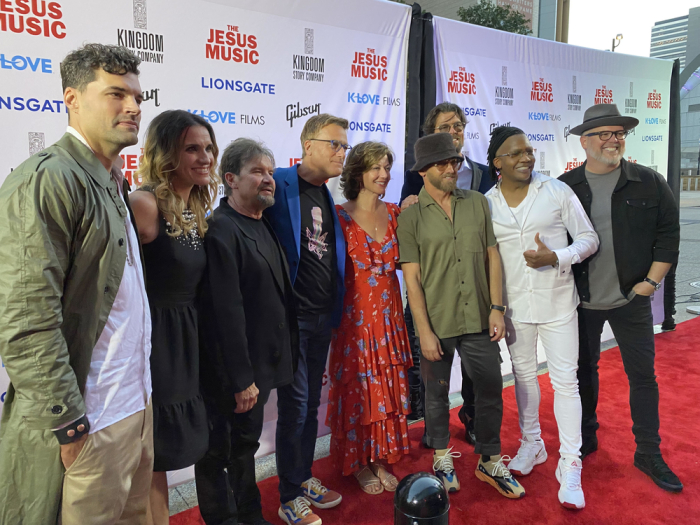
[555,457,585,509]
[507,435,547,476]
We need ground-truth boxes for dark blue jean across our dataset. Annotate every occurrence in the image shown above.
[276,312,333,504]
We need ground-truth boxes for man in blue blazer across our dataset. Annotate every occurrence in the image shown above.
[400,103,495,446]
[265,114,348,525]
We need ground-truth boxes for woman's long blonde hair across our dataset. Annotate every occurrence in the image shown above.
[136,110,220,237]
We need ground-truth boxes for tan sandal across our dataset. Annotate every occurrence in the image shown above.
[370,462,399,492]
[354,465,384,495]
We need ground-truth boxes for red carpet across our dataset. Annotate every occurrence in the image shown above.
[173,317,700,525]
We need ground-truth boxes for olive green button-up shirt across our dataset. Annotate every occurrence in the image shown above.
[397,187,496,339]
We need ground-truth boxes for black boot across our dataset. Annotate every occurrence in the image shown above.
[408,385,424,421]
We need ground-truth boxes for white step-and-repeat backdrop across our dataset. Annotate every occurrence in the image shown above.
[0,0,411,486]
[0,2,674,487]
[432,16,673,387]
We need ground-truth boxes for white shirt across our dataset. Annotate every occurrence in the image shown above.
[456,154,473,191]
[486,172,599,324]
[67,127,152,433]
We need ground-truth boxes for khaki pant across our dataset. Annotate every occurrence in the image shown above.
[61,403,154,525]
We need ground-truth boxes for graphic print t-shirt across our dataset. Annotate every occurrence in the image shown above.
[294,175,336,314]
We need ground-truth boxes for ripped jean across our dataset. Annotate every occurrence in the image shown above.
[421,330,503,455]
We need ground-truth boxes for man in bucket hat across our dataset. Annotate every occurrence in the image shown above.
[396,133,525,499]
[560,104,682,492]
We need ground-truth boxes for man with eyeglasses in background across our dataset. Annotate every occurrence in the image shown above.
[560,104,682,493]
[397,133,525,499]
[400,102,494,443]
[265,114,349,525]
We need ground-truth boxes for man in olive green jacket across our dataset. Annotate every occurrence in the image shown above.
[0,44,153,524]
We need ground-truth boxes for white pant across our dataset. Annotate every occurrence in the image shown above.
[505,310,582,458]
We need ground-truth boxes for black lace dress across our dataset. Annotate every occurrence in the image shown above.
[140,195,208,472]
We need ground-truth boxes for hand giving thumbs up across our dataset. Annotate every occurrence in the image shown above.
[523,233,558,269]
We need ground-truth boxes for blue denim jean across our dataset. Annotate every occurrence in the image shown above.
[276,312,333,504]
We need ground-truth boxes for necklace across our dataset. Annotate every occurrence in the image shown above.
[166,209,202,250]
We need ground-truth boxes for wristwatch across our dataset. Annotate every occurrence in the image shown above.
[490,304,507,314]
[643,277,661,291]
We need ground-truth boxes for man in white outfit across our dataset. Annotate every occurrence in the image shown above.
[485,126,599,509]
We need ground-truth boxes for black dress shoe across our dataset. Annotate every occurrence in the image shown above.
[457,407,476,446]
[580,435,598,459]
[634,452,683,493]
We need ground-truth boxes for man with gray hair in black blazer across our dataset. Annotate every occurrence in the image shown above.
[197,138,299,525]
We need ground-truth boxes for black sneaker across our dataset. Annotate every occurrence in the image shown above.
[580,435,598,460]
[457,407,476,446]
[634,453,683,493]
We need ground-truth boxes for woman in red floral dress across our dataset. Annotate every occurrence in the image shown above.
[326,141,412,495]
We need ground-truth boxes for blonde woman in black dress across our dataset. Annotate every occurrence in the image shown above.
[130,110,220,524]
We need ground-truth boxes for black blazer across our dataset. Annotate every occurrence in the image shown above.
[400,156,494,202]
[199,199,299,404]
[559,158,679,301]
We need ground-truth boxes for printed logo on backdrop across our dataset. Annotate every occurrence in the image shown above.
[527,133,554,142]
[143,88,160,106]
[241,114,264,126]
[649,150,657,172]
[626,156,638,164]
[448,67,476,95]
[187,108,236,124]
[201,77,275,95]
[531,78,553,103]
[351,48,388,81]
[0,0,66,38]
[647,90,662,109]
[495,66,514,106]
[465,107,487,118]
[490,120,510,133]
[286,102,321,127]
[464,131,479,140]
[348,120,391,134]
[563,124,571,142]
[120,151,143,186]
[0,54,52,73]
[347,92,401,106]
[0,96,66,113]
[28,132,45,156]
[293,29,324,83]
[594,85,613,104]
[539,152,550,176]
[206,26,258,64]
[567,76,581,111]
[565,158,584,171]
[645,117,667,125]
[528,112,560,122]
[117,1,163,64]
[133,0,146,29]
[642,135,663,142]
[625,82,637,114]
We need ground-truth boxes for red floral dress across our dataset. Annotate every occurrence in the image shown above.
[326,202,413,476]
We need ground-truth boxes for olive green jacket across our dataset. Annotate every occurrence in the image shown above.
[0,133,142,524]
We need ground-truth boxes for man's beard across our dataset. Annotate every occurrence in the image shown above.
[588,142,625,167]
[427,171,456,192]
[256,194,275,209]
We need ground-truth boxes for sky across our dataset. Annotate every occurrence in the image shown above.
[568,0,698,58]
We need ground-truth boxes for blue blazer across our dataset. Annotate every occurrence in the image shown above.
[264,165,346,328]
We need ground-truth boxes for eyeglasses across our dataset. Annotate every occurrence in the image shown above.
[430,158,463,171]
[309,139,352,152]
[495,150,536,160]
[435,122,465,133]
[584,130,629,141]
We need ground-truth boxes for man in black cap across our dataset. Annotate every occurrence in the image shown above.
[396,133,525,499]
[400,103,493,442]
[560,103,682,492]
